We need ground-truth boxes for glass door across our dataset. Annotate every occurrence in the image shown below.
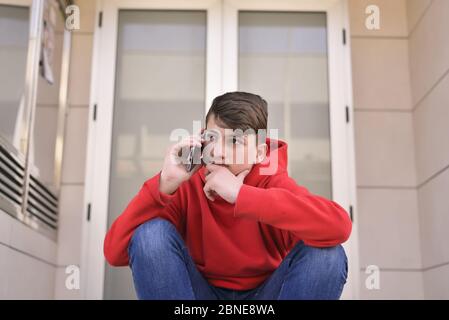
[105,9,208,300]
[81,0,222,299]
[238,11,332,199]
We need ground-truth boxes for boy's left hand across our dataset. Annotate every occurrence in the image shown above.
[203,164,249,203]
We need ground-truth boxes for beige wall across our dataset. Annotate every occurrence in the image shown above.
[408,0,449,299]
[350,0,449,299]
[349,0,423,299]
[0,209,57,299]
[53,0,94,299]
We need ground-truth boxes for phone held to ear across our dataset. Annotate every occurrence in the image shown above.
[185,142,203,172]
[184,130,218,172]
[185,131,206,172]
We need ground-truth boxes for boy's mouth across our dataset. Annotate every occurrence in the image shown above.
[203,161,231,170]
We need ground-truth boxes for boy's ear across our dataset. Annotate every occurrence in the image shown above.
[256,143,268,164]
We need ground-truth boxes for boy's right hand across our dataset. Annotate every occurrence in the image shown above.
[159,135,203,195]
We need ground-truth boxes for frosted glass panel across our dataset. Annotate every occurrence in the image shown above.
[239,12,332,198]
[104,10,206,300]
[0,5,29,151]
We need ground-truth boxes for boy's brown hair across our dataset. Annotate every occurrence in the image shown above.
[205,92,268,134]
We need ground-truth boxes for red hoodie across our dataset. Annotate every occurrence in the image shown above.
[104,138,352,290]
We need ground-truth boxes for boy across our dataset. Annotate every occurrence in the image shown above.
[104,92,352,300]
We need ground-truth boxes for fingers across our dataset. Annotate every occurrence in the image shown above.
[203,181,216,201]
[237,169,250,182]
[204,163,218,177]
[205,163,221,172]
[168,135,203,167]
[188,162,202,176]
[171,135,202,156]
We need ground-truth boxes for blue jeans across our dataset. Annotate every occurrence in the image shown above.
[128,218,348,300]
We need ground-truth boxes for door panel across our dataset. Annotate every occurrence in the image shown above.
[104,9,207,300]
[238,11,332,198]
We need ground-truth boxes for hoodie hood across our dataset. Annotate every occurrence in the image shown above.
[198,138,288,186]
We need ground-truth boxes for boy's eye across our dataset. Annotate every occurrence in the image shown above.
[232,136,243,145]
[204,131,217,141]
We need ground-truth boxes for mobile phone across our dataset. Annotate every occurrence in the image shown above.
[184,132,205,172]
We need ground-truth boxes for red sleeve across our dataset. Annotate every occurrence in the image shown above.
[103,172,185,266]
[233,172,352,247]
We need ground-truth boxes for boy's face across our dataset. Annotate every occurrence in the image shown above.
[204,115,267,176]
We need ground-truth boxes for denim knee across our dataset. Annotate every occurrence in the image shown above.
[289,242,348,282]
[128,218,178,264]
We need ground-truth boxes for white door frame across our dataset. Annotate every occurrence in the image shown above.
[81,0,359,299]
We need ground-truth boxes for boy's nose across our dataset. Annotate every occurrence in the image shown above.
[210,143,226,164]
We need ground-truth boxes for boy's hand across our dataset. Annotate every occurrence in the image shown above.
[203,164,250,203]
[159,135,203,195]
